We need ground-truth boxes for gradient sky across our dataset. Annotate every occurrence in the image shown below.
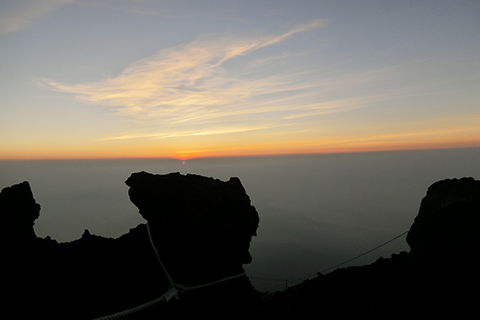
[1,0,479,160]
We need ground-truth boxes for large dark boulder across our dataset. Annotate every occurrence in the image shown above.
[124,171,260,315]
[2,182,42,318]
[0,181,40,243]
[406,177,480,316]
[407,177,480,273]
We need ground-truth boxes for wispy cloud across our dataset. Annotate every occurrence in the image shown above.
[42,19,327,126]
[43,18,452,144]
[100,125,273,141]
[0,0,73,34]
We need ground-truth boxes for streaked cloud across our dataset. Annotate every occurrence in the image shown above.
[42,19,327,127]
[40,16,473,149]
[100,125,273,141]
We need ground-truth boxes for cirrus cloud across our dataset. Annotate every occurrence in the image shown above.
[42,19,327,126]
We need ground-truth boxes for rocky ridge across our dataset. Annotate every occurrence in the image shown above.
[258,177,480,318]
[2,175,479,319]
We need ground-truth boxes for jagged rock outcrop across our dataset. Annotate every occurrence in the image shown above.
[3,174,479,319]
[406,177,480,317]
[407,177,480,275]
[258,177,480,318]
[1,173,260,319]
[124,171,260,315]
[0,181,40,243]
[1,179,163,319]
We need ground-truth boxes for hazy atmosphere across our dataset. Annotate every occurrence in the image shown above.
[2,147,480,290]
[1,0,479,159]
[2,0,480,294]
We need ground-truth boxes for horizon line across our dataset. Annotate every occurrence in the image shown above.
[1,145,479,162]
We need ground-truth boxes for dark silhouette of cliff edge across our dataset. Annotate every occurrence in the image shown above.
[258,177,480,318]
[2,173,260,319]
[1,175,479,319]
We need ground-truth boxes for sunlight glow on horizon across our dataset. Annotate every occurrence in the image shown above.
[3,137,480,161]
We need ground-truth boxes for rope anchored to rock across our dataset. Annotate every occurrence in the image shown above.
[92,222,246,320]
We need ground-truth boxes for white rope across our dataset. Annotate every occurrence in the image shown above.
[92,293,170,320]
[185,272,246,291]
[92,222,246,320]
[146,221,246,295]
[146,222,176,287]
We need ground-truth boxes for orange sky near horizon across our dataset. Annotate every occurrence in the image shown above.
[3,129,480,161]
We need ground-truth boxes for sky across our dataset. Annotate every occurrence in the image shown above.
[1,0,479,160]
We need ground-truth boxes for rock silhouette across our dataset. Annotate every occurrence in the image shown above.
[260,177,480,318]
[1,181,40,243]
[406,177,480,317]
[2,173,260,319]
[407,177,480,274]
[1,175,479,319]
[124,171,260,315]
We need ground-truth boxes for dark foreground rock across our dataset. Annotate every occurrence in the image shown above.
[406,177,480,317]
[257,251,415,318]
[125,172,260,315]
[1,175,479,319]
[1,181,40,242]
[2,173,260,319]
[407,177,480,275]
[259,177,480,318]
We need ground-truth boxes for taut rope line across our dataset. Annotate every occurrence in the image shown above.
[92,222,246,320]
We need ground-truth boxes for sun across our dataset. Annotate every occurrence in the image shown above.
[174,151,198,161]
